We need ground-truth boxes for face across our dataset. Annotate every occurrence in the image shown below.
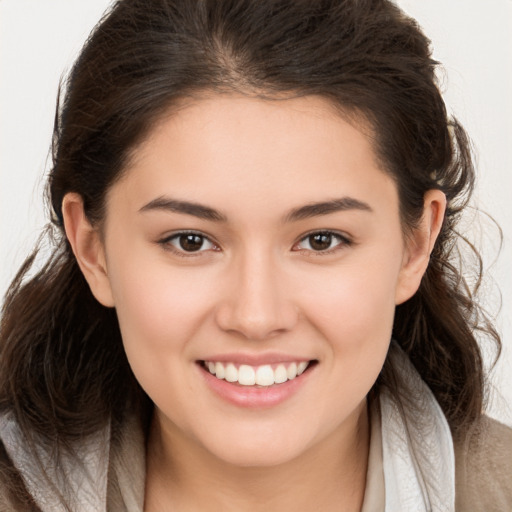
[90,95,420,467]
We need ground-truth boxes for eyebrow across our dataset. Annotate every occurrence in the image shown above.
[139,197,228,221]
[139,196,372,222]
[285,197,373,222]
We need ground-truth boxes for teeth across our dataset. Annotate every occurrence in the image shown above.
[215,362,225,379]
[286,362,297,380]
[274,365,287,384]
[204,360,311,387]
[238,365,256,385]
[297,361,308,375]
[255,365,274,386]
[225,363,238,383]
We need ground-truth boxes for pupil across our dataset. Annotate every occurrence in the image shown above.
[310,233,332,251]
[179,234,203,251]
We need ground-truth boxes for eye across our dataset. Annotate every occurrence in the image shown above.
[294,231,350,253]
[160,232,217,254]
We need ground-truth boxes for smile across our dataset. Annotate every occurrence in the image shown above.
[202,360,311,387]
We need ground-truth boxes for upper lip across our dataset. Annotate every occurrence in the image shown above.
[198,352,315,366]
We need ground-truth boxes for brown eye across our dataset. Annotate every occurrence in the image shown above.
[309,233,333,251]
[162,232,216,253]
[179,234,205,252]
[295,231,350,253]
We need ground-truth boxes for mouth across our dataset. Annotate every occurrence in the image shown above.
[199,360,318,387]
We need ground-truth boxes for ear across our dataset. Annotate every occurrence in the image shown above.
[62,193,115,307]
[395,189,446,305]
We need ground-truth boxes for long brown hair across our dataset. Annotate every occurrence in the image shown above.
[0,0,501,494]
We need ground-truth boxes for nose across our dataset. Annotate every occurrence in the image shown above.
[215,251,299,340]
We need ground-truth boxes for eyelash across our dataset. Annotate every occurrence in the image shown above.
[158,230,352,257]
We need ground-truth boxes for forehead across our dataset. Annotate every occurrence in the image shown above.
[111,94,397,219]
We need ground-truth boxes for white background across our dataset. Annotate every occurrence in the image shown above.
[1,0,511,424]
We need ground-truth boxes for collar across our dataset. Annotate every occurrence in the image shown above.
[0,415,110,511]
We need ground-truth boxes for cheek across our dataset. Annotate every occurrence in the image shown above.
[302,256,401,342]
[314,277,395,382]
[294,246,403,387]
[106,259,221,422]
[105,246,219,371]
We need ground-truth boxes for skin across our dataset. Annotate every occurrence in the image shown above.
[63,94,446,511]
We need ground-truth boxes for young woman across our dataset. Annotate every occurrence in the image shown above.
[1,0,510,510]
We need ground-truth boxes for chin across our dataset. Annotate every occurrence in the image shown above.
[212,442,305,468]
[196,422,319,469]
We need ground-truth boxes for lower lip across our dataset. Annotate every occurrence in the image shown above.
[198,363,314,409]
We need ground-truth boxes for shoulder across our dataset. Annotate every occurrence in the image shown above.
[454,416,512,512]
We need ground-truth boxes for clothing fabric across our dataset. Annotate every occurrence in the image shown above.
[1,344,511,511]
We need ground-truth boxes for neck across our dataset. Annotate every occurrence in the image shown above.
[144,401,370,512]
